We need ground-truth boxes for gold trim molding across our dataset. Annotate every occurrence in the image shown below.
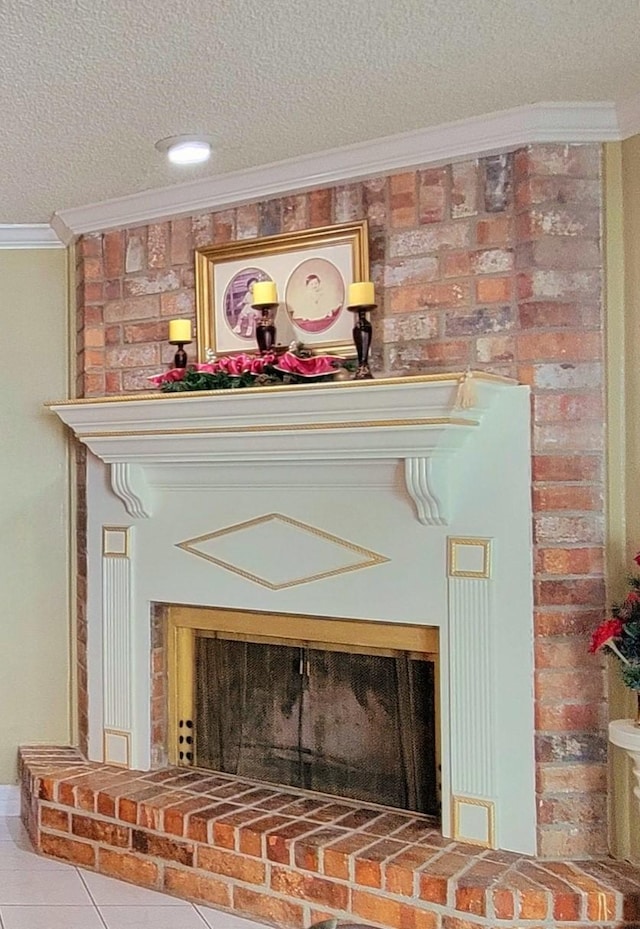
[102,526,131,558]
[176,513,390,590]
[451,795,496,848]
[195,220,369,360]
[78,416,478,441]
[46,370,516,407]
[103,728,131,768]
[447,537,492,579]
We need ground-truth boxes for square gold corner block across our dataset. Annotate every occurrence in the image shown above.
[452,795,496,848]
[447,537,492,579]
[103,729,131,768]
[102,526,131,558]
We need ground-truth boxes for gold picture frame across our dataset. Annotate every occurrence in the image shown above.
[195,220,369,359]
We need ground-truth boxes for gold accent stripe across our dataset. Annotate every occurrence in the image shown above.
[102,526,131,558]
[179,553,380,590]
[102,728,131,768]
[447,537,492,579]
[46,370,516,406]
[176,512,389,590]
[77,416,478,440]
[451,795,496,848]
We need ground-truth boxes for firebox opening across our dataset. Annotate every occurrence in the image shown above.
[168,606,440,818]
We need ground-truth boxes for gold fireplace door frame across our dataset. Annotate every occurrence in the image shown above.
[167,605,440,784]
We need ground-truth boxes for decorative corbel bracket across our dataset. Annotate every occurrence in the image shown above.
[110,462,153,519]
[404,457,449,526]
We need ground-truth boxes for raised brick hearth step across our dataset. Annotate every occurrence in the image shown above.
[18,746,640,928]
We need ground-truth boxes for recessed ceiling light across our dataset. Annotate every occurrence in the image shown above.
[155,135,212,166]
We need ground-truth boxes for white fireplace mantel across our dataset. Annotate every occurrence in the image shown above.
[50,372,512,527]
[49,371,537,857]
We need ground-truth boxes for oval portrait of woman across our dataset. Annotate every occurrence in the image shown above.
[223,267,272,341]
[284,257,345,335]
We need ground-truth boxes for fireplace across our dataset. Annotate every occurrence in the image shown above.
[50,372,536,855]
[166,606,439,816]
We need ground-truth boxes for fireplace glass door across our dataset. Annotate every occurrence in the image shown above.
[192,633,439,815]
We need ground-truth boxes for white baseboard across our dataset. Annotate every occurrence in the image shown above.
[0,786,20,816]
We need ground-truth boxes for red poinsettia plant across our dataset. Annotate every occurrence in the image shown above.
[589,552,640,690]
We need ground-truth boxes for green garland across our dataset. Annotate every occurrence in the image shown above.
[158,362,353,393]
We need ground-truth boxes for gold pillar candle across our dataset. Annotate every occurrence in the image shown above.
[168,319,192,343]
[252,280,278,305]
[348,281,375,306]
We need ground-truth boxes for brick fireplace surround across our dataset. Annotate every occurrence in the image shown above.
[23,142,621,926]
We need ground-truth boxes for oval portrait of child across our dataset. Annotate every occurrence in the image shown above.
[223,267,272,341]
[284,258,345,335]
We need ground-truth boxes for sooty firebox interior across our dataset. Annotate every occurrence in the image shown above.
[189,633,439,816]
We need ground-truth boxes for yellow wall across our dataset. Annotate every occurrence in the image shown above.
[606,136,640,861]
[0,248,71,783]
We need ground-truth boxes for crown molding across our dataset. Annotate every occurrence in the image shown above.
[0,224,64,249]
[50,101,621,240]
[49,213,76,247]
[616,92,640,140]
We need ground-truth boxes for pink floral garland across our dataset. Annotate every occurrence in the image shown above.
[148,352,277,386]
[148,350,341,386]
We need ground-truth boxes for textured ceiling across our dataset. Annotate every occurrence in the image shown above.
[2,0,640,223]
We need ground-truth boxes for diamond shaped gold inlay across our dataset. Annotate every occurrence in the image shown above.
[176,513,389,590]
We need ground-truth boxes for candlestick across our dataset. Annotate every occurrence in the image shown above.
[251,283,279,354]
[168,318,193,369]
[252,302,278,354]
[347,307,375,379]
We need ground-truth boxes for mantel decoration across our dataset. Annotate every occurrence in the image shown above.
[346,280,376,379]
[194,220,369,359]
[168,318,193,368]
[251,280,279,354]
[148,342,353,392]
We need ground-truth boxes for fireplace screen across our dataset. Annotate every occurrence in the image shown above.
[192,634,438,815]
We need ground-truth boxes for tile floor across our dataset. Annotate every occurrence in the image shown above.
[0,816,266,929]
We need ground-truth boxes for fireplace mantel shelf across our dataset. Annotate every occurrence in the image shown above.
[49,371,518,526]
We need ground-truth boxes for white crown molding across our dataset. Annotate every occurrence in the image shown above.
[51,101,621,241]
[0,224,64,249]
[616,92,640,140]
[49,214,76,247]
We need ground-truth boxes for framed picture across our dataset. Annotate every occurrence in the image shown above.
[195,220,369,358]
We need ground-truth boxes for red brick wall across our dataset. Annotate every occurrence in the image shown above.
[74,143,607,857]
[151,603,168,770]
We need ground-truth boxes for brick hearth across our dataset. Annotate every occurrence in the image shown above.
[19,746,640,928]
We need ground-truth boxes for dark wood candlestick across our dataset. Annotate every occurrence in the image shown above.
[253,302,278,354]
[347,304,376,380]
[169,341,190,368]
